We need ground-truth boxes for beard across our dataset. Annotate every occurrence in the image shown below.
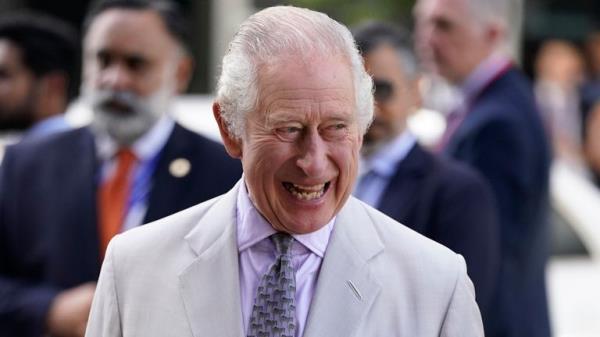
[361,118,396,157]
[0,107,35,131]
[85,84,174,146]
[0,88,38,132]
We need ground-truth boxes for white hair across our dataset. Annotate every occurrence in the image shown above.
[465,0,522,58]
[215,6,374,139]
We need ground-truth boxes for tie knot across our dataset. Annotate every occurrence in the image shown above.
[117,148,137,163]
[271,232,294,256]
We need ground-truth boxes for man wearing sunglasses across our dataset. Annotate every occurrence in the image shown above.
[352,21,500,322]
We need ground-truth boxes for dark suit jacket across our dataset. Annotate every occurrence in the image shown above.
[445,68,552,337]
[377,142,499,317]
[0,123,242,337]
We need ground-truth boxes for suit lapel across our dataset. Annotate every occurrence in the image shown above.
[378,144,427,225]
[178,182,244,337]
[445,68,515,155]
[303,197,383,337]
[50,128,102,279]
[145,124,184,222]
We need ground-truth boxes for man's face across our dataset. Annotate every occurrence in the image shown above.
[0,39,37,130]
[82,9,187,144]
[222,56,362,234]
[414,0,495,83]
[362,43,420,152]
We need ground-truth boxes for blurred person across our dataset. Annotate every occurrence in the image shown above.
[85,6,484,337]
[352,21,499,315]
[414,0,552,336]
[584,31,600,80]
[583,102,600,186]
[581,31,600,160]
[0,12,78,140]
[534,39,585,168]
[0,1,241,336]
[582,32,600,182]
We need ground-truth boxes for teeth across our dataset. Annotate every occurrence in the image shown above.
[285,182,327,201]
[290,189,324,201]
[292,183,324,191]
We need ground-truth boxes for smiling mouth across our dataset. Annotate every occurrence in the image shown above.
[283,182,330,201]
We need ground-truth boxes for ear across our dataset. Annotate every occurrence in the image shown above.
[43,73,68,97]
[411,75,424,111]
[213,102,243,158]
[175,55,194,93]
[486,23,505,47]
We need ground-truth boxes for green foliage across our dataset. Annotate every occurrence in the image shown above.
[283,0,416,27]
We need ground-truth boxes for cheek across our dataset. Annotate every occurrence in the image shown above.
[332,139,360,179]
[243,138,292,177]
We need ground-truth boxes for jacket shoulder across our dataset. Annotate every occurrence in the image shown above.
[166,123,241,174]
[351,197,463,273]
[109,194,221,255]
[3,127,92,161]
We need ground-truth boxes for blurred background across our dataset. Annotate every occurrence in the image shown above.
[0,0,599,336]
[2,0,598,92]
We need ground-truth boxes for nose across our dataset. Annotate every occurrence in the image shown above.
[296,130,328,177]
[99,63,133,92]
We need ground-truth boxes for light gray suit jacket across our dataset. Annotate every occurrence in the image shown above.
[86,182,484,337]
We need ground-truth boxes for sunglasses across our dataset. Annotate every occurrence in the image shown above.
[373,79,394,102]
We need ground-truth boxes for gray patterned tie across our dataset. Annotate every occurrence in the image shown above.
[247,232,296,337]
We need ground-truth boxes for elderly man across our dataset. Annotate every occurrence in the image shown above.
[86,6,483,337]
[0,1,240,336]
[352,21,500,317]
[414,0,552,336]
[0,12,77,140]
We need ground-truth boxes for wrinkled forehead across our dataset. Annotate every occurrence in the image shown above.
[245,58,358,132]
[255,55,356,108]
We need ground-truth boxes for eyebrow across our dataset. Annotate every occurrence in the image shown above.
[266,110,355,126]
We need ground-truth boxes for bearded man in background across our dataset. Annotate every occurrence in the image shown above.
[0,1,240,336]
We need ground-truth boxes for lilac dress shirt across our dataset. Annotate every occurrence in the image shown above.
[459,53,513,106]
[236,182,334,337]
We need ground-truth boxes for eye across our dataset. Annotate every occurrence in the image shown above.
[125,56,147,72]
[274,125,303,142]
[96,51,112,69]
[321,122,349,140]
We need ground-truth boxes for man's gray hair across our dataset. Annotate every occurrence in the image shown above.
[465,0,522,58]
[215,6,374,139]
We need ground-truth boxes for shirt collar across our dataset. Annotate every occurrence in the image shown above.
[236,177,334,258]
[95,115,175,161]
[360,131,416,178]
[459,53,513,101]
[25,115,71,139]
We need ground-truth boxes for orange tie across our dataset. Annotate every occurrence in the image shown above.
[98,148,137,257]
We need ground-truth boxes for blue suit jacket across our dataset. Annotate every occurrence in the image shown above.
[377,142,499,318]
[445,68,552,337]
[0,124,242,337]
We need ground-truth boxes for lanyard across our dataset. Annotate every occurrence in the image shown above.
[436,61,513,152]
[127,149,162,211]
